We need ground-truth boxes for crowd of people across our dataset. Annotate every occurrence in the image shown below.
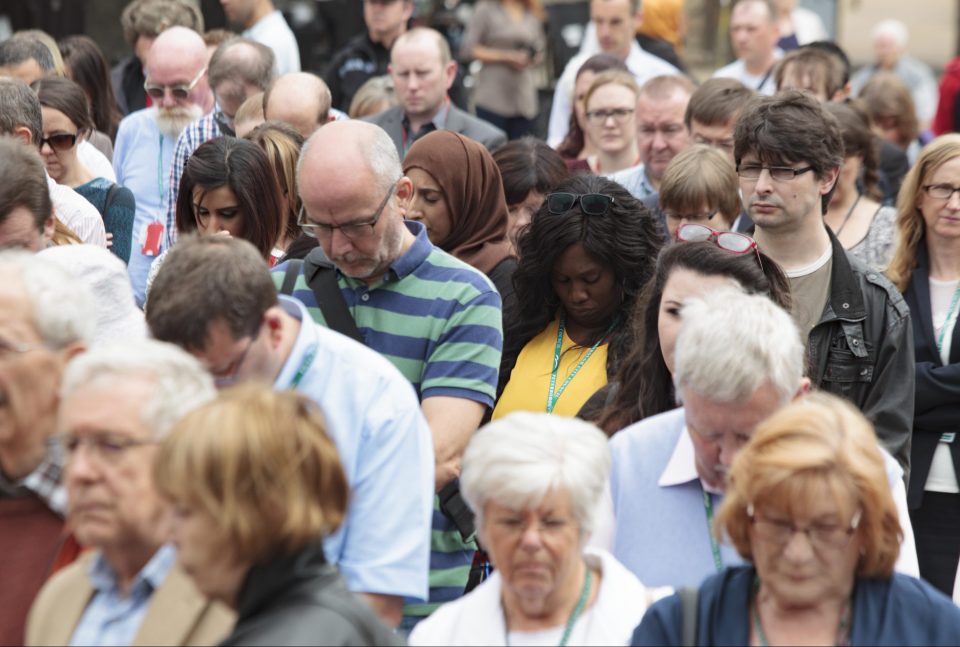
[2,0,960,645]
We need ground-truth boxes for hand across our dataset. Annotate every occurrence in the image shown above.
[506,49,532,71]
[105,232,113,249]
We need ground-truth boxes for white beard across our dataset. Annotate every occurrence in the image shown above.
[155,105,204,139]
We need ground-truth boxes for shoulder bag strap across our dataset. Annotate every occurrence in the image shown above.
[678,586,699,647]
[279,259,304,296]
[305,264,364,344]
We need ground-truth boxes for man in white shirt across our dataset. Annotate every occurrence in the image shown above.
[547,0,679,147]
[220,0,301,75]
[712,0,782,96]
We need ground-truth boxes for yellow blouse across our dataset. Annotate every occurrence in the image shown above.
[493,318,609,419]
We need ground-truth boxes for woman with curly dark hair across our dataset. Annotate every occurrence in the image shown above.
[587,239,792,435]
[492,174,663,419]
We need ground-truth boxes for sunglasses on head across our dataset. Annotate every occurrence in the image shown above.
[39,132,78,152]
[676,223,764,271]
[546,192,615,216]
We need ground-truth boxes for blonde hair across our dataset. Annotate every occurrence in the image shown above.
[348,75,396,120]
[584,69,640,111]
[244,120,304,241]
[234,91,265,132]
[887,133,960,292]
[51,217,81,245]
[716,392,902,579]
[154,385,349,564]
[659,144,741,227]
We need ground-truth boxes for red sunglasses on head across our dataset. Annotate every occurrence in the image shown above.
[676,223,764,272]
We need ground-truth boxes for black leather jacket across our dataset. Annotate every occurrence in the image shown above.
[807,230,915,479]
[220,543,400,647]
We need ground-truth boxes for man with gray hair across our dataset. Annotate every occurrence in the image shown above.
[593,287,917,588]
[25,339,235,646]
[163,36,276,248]
[0,250,95,645]
[0,136,55,250]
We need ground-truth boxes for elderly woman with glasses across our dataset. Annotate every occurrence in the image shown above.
[410,412,666,646]
[492,174,663,419]
[633,392,960,646]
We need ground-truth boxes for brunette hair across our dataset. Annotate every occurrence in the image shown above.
[858,71,919,150]
[684,77,755,129]
[58,35,122,140]
[774,46,845,99]
[493,137,570,207]
[659,145,742,227]
[32,76,95,137]
[556,54,628,160]
[824,100,882,202]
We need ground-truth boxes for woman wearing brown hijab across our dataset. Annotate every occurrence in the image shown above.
[403,130,518,326]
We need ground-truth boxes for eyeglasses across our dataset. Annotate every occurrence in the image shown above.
[299,181,397,241]
[39,132,79,152]
[736,164,814,182]
[748,503,862,552]
[546,192,615,216]
[144,67,207,101]
[664,209,719,224]
[676,223,764,271]
[56,432,158,466]
[585,108,635,125]
[923,184,960,201]
[213,334,257,388]
[492,514,577,538]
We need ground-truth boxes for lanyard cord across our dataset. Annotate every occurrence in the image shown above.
[546,315,615,414]
[288,343,318,389]
[504,565,592,647]
[936,284,960,356]
[157,133,164,207]
[702,488,723,573]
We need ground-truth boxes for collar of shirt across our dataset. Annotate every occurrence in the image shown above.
[88,543,176,598]
[657,421,723,495]
[0,439,67,515]
[273,294,319,390]
[402,97,451,139]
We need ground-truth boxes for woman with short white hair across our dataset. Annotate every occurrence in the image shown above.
[409,412,665,646]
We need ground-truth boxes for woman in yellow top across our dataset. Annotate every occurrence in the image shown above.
[493,174,664,418]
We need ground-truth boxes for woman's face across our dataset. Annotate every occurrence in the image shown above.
[39,106,80,183]
[750,488,862,609]
[584,83,637,156]
[406,167,453,246]
[192,185,246,239]
[168,502,249,607]
[507,190,544,248]
[481,489,583,614]
[917,155,960,241]
[551,242,620,329]
[658,268,740,374]
[573,71,597,132]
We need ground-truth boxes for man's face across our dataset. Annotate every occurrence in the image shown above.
[874,35,901,70]
[0,270,67,452]
[390,39,455,121]
[214,79,262,123]
[364,0,412,43]
[738,151,837,231]
[683,381,785,491]
[730,1,778,65]
[0,58,44,85]
[690,119,737,164]
[61,378,169,553]
[191,318,273,389]
[0,206,47,252]
[220,0,258,28]
[592,0,638,60]
[146,52,209,139]
[637,90,691,183]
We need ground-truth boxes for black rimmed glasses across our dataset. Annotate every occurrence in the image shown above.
[736,164,815,181]
[676,223,764,271]
[299,181,397,240]
[144,67,207,101]
[546,192,615,216]
[585,107,635,125]
[212,333,258,389]
[747,503,862,552]
[923,184,960,201]
[39,132,79,152]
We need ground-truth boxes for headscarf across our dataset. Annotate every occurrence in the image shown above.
[403,131,514,275]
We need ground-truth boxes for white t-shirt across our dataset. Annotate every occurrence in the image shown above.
[244,10,301,75]
[712,49,783,96]
[924,277,960,494]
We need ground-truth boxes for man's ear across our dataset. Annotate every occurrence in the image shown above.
[820,165,841,195]
[443,60,457,92]
[14,125,32,147]
[42,215,55,245]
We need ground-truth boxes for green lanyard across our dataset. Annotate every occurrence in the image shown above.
[936,284,960,357]
[288,343,318,389]
[546,315,614,414]
[751,575,851,646]
[505,565,592,646]
[702,489,723,573]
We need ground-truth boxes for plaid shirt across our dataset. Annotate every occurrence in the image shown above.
[162,111,222,249]
[0,440,66,516]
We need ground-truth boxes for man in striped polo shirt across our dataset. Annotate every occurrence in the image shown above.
[277,120,503,626]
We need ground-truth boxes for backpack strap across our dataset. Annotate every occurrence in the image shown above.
[102,183,119,222]
[279,259,303,296]
[678,586,699,647]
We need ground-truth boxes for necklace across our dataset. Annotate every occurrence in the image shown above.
[832,192,861,237]
[504,566,593,647]
[546,315,615,413]
[751,576,851,646]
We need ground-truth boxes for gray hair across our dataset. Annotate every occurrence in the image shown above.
[0,35,55,72]
[208,37,275,94]
[460,412,611,538]
[298,122,401,195]
[674,288,803,405]
[0,78,42,145]
[873,19,908,49]
[0,250,95,348]
[61,339,216,440]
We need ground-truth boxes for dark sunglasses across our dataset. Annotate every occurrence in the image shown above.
[39,132,78,152]
[546,192,615,216]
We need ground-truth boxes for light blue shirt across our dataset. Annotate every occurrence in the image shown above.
[69,545,176,646]
[274,295,434,601]
[609,163,657,201]
[113,108,177,307]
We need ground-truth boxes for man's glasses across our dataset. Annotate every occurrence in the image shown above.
[299,181,397,241]
[213,334,257,388]
[585,108,635,125]
[144,67,207,101]
[39,132,78,152]
[923,184,960,201]
[56,432,158,467]
[676,223,764,271]
[546,192,615,216]
[748,503,862,552]
[736,164,814,182]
